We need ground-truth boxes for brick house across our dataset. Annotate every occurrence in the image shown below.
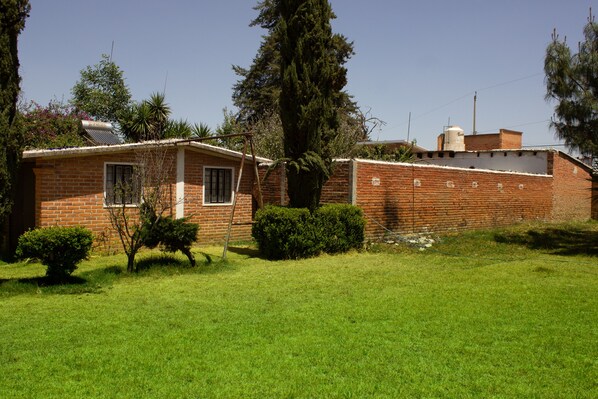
[9,139,268,254]
[7,137,596,255]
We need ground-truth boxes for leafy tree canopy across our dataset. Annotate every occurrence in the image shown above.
[20,100,89,149]
[118,92,208,142]
[71,54,132,123]
[545,9,598,155]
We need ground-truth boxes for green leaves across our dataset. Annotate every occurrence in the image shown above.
[279,0,347,210]
[15,226,93,281]
[545,13,598,155]
[71,54,132,123]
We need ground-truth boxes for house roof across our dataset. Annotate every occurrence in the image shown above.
[415,148,595,174]
[357,139,428,153]
[22,138,272,163]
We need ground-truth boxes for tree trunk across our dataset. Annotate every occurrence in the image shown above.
[182,248,195,267]
[126,251,136,273]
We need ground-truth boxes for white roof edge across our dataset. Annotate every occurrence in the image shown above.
[354,158,552,177]
[23,139,272,163]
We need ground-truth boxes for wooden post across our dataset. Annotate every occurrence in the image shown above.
[222,137,248,260]
[249,136,264,210]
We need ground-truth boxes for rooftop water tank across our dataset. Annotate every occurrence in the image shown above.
[443,125,465,151]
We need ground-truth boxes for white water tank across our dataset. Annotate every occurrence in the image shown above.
[443,126,465,151]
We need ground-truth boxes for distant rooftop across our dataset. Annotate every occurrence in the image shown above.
[357,139,428,153]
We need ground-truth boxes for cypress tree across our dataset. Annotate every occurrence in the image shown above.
[279,0,347,210]
[0,0,30,230]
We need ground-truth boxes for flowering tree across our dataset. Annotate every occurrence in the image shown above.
[20,100,90,149]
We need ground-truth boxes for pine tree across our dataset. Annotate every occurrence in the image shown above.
[279,0,347,210]
[232,0,362,160]
[0,0,30,230]
[545,9,598,156]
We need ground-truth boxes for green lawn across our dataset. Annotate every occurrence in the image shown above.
[1,222,597,398]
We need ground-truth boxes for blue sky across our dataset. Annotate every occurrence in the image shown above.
[18,0,596,150]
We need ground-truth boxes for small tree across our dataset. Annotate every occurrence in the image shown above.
[545,9,598,156]
[71,54,132,123]
[142,214,199,266]
[106,145,175,272]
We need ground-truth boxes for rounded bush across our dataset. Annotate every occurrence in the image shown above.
[252,206,324,260]
[252,204,365,260]
[15,226,93,280]
[315,204,366,253]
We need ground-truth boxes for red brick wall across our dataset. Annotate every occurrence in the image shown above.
[592,176,598,220]
[32,148,255,252]
[259,161,352,206]
[465,134,502,151]
[260,159,566,239]
[353,160,552,239]
[548,152,593,221]
[183,150,255,243]
[464,130,522,151]
[499,130,523,149]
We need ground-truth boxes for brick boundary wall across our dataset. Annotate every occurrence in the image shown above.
[548,152,593,221]
[260,156,593,240]
[353,160,553,239]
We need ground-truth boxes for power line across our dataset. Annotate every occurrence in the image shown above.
[384,72,545,131]
[476,119,551,134]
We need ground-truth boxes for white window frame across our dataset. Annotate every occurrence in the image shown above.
[202,166,235,206]
[103,162,142,208]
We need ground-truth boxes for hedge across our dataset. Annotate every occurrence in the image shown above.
[252,204,365,260]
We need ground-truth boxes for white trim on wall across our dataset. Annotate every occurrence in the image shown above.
[176,148,185,219]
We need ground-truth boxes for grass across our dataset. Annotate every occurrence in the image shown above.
[0,221,596,398]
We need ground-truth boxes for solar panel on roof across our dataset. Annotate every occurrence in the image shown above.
[84,128,123,145]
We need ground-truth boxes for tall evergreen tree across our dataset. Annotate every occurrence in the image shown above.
[279,0,347,210]
[545,10,598,156]
[232,0,362,160]
[0,0,30,232]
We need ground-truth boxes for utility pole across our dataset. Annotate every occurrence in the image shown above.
[473,91,477,135]
[407,112,411,142]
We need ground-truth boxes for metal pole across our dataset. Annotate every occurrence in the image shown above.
[249,136,264,210]
[407,111,411,143]
[222,137,248,260]
[473,91,477,135]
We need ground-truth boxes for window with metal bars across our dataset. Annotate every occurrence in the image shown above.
[105,163,140,205]
[204,167,233,204]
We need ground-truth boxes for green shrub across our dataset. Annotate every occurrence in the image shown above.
[315,204,366,253]
[142,214,199,266]
[15,226,93,281]
[252,206,324,260]
[252,204,365,260]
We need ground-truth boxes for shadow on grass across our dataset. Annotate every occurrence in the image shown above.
[0,274,87,287]
[226,246,262,259]
[0,265,124,297]
[136,254,187,271]
[494,226,598,256]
